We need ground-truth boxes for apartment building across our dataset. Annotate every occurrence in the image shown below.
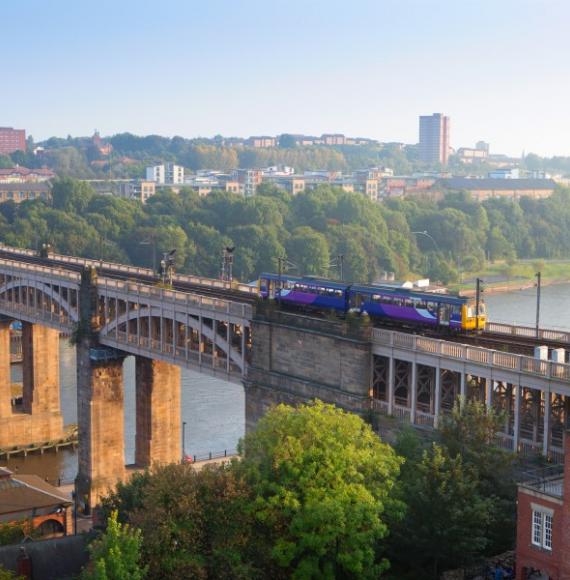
[0,182,51,203]
[419,113,450,165]
[146,163,185,185]
[0,127,26,155]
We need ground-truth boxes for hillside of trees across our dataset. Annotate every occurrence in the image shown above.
[1,179,570,285]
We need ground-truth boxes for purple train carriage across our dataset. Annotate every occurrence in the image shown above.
[258,273,486,332]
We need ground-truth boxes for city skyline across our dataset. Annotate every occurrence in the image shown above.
[3,0,570,156]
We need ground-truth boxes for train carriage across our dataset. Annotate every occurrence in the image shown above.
[259,273,349,311]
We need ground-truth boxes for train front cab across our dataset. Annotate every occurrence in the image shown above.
[461,299,487,331]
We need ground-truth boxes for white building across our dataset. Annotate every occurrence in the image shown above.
[145,163,185,185]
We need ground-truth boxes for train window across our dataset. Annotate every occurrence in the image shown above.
[404,298,413,308]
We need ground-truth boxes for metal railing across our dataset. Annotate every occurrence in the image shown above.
[372,328,570,383]
[0,258,81,284]
[98,277,253,320]
[0,244,258,295]
[519,465,564,498]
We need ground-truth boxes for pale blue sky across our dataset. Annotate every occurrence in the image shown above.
[3,0,570,155]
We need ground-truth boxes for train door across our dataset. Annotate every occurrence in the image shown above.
[439,303,451,326]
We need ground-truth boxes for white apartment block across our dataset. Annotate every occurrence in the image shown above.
[145,163,185,185]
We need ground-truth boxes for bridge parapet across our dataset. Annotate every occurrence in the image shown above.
[372,327,570,385]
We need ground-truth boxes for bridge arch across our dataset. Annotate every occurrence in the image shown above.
[99,306,246,371]
[0,279,78,322]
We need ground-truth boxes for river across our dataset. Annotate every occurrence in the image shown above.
[5,283,570,482]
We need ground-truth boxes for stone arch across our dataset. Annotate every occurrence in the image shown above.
[35,517,65,538]
[0,279,78,322]
[99,306,245,371]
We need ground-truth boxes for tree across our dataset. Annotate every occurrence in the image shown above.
[391,444,492,579]
[81,511,146,580]
[51,177,95,213]
[237,401,403,579]
[286,226,331,275]
[438,400,517,553]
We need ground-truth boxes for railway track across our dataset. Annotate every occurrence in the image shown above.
[0,248,259,305]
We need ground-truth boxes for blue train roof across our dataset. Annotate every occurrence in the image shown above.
[260,273,349,291]
[350,284,469,305]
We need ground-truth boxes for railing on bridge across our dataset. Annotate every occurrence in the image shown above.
[373,327,570,383]
[486,320,570,345]
[0,244,258,296]
[98,277,253,320]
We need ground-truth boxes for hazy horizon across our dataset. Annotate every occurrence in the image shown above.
[4,0,570,157]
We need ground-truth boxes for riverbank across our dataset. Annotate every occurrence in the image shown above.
[451,260,570,296]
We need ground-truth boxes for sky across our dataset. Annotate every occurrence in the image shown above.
[3,0,570,156]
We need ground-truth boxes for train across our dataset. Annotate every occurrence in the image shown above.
[259,273,486,332]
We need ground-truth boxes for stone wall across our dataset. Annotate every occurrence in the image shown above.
[244,312,372,430]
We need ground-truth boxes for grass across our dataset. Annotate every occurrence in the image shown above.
[450,259,570,293]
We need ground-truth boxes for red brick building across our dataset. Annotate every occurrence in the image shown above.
[0,467,73,539]
[0,127,26,155]
[516,433,570,579]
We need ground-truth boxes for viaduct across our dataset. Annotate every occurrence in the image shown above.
[1,245,570,507]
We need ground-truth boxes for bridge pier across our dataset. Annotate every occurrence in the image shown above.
[135,357,181,467]
[0,319,11,418]
[0,322,63,448]
[76,344,126,508]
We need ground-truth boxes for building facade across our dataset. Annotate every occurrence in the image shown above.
[0,167,55,183]
[515,432,570,579]
[0,128,26,156]
[419,113,450,165]
[145,163,185,185]
[0,182,51,203]
[118,180,156,203]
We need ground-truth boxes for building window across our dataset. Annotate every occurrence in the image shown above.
[532,509,553,550]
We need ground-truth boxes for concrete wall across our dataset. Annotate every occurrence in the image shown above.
[244,312,372,430]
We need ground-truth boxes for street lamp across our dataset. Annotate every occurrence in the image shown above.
[182,421,187,462]
[411,230,441,253]
[535,271,541,338]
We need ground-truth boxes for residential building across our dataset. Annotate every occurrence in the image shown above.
[272,176,306,195]
[0,182,51,203]
[489,168,520,179]
[457,147,488,164]
[419,113,450,165]
[246,136,277,148]
[118,180,156,203]
[515,431,570,579]
[0,127,26,155]
[0,166,55,183]
[0,467,74,538]
[145,163,184,185]
[476,140,490,153]
[321,134,346,146]
[438,177,556,201]
[232,169,263,197]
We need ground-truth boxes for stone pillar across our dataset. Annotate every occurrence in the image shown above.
[543,391,551,457]
[434,366,441,427]
[410,361,417,424]
[387,356,395,415]
[135,357,181,467]
[22,323,61,415]
[460,371,466,404]
[76,343,126,508]
[0,320,11,418]
[513,384,521,452]
[485,377,493,409]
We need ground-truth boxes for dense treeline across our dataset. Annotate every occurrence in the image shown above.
[2,178,570,284]
[85,401,515,580]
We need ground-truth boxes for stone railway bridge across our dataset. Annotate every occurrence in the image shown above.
[1,249,570,506]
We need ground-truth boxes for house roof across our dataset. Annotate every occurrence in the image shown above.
[0,471,71,516]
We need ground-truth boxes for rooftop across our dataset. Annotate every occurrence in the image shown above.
[519,465,564,499]
[441,177,557,190]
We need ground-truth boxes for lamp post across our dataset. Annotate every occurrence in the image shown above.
[535,271,541,338]
[411,230,441,253]
[182,421,187,462]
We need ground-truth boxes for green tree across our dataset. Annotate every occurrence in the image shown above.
[286,226,330,275]
[391,443,492,579]
[237,401,403,579]
[81,511,146,580]
[51,176,95,213]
